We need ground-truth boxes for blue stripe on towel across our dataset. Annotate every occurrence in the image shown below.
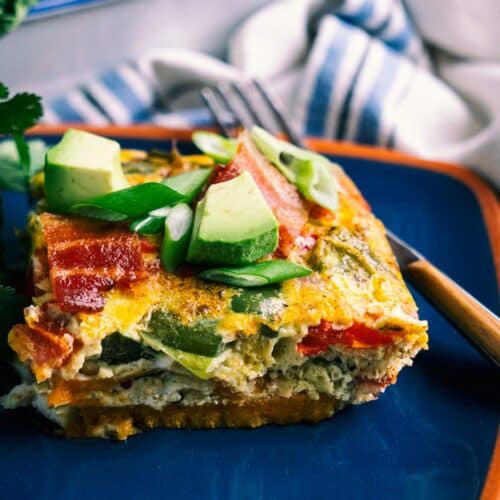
[305,21,352,136]
[50,97,85,122]
[333,0,423,62]
[337,0,375,25]
[385,23,413,52]
[337,43,370,140]
[355,50,400,144]
[100,71,148,121]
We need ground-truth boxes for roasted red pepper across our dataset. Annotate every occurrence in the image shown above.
[298,320,395,355]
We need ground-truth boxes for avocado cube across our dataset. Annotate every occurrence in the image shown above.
[45,129,128,213]
[187,171,279,266]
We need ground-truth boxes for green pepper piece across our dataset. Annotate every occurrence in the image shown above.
[250,126,338,211]
[160,203,193,272]
[70,182,185,221]
[140,339,215,379]
[143,310,222,357]
[230,286,281,315]
[192,131,237,164]
[260,324,279,338]
[100,332,156,365]
[130,214,165,234]
[199,260,312,287]
[162,168,213,202]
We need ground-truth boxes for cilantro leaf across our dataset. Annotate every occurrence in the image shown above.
[0,91,43,135]
[0,83,44,182]
[0,1,39,37]
[0,155,26,192]
[0,139,46,191]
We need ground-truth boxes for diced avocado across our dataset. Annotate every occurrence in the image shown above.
[142,310,222,357]
[187,171,279,266]
[45,129,128,213]
[99,332,155,365]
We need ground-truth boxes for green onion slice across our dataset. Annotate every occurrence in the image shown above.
[250,126,338,212]
[199,260,311,287]
[71,182,185,221]
[161,203,193,272]
[192,131,237,164]
[162,167,212,202]
[130,215,165,234]
[149,206,172,217]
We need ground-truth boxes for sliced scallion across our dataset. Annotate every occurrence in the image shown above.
[71,182,185,221]
[160,203,193,272]
[130,215,165,234]
[199,260,311,288]
[250,126,338,212]
[192,131,237,164]
[162,167,213,202]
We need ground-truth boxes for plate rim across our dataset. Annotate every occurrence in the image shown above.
[26,124,500,499]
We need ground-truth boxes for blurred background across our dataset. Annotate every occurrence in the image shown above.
[1,0,499,187]
[1,0,269,98]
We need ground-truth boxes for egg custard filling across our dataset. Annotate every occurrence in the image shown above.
[1,128,428,439]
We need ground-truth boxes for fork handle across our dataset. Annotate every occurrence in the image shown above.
[404,259,500,366]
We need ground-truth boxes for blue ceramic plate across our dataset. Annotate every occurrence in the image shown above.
[1,127,498,500]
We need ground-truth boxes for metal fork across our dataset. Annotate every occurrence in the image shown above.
[201,79,500,366]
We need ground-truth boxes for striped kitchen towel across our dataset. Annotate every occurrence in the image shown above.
[42,0,500,187]
[44,0,426,144]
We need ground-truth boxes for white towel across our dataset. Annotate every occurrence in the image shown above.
[44,0,500,187]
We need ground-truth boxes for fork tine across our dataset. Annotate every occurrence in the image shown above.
[215,83,254,130]
[253,80,305,147]
[200,87,235,137]
[229,81,264,128]
[230,81,281,134]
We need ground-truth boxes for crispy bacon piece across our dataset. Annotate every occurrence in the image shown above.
[40,213,145,313]
[8,323,73,382]
[307,201,335,221]
[298,320,396,355]
[211,163,242,184]
[231,132,308,256]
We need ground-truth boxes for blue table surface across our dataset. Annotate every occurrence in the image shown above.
[0,135,498,500]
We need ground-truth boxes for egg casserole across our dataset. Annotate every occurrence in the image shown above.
[1,130,428,439]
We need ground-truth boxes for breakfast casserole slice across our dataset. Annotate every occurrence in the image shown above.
[1,128,428,439]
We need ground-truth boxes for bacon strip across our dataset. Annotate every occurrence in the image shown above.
[231,132,308,256]
[8,323,73,382]
[298,320,396,356]
[40,213,145,313]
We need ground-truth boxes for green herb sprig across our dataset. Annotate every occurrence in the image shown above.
[0,82,43,189]
[0,1,38,37]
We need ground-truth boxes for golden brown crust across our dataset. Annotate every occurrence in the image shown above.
[65,393,343,440]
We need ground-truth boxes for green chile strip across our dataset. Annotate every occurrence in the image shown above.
[145,311,222,357]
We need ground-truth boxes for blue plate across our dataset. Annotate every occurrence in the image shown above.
[1,129,498,500]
